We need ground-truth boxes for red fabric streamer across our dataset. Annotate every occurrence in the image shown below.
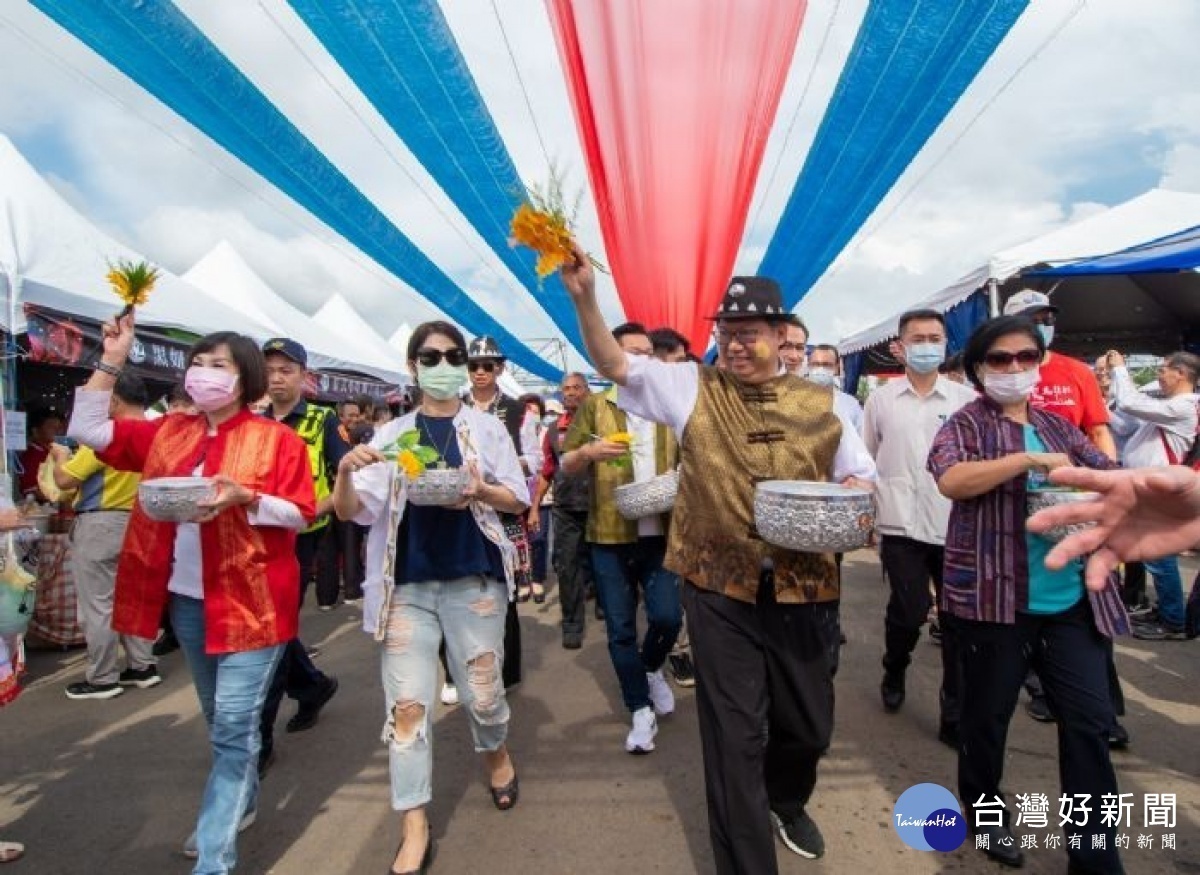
[546,0,807,351]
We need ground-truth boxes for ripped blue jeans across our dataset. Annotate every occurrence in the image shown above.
[381,575,510,811]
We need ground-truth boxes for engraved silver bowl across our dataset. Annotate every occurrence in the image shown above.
[1027,488,1100,543]
[137,477,217,523]
[754,480,875,552]
[613,469,679,520]
[407,466,470,507]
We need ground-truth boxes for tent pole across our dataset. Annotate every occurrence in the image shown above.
[986,278,1001,317]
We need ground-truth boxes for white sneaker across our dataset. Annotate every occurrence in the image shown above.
[646,669,675,716]
[183,808,257,859]
[625,706,657,754]
[440,683,459,706]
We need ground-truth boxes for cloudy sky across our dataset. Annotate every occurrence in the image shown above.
[1,0,1198,374]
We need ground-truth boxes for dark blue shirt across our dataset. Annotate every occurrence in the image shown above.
[396,413,505,584]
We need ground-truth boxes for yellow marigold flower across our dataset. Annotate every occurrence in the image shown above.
[606,432,633,445]
[397,449,425,480]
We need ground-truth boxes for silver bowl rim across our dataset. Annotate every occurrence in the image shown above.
[755,479,872,500]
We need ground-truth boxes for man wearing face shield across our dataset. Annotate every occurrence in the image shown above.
[862,310,976,746]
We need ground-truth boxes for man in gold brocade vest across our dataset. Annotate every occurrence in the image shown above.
[559,245,876,875]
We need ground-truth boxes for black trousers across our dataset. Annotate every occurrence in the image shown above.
[1121,561,1146,609]
[260,530,332,749]
[684,581,839,875]
[319,517,365,604]
[880,535,961,724]
[552,508,591,636]
[958,600,1123,875]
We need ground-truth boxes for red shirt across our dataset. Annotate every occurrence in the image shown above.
[540,409,575,481]
[1030,351,1109,431]
[18,443,50,498]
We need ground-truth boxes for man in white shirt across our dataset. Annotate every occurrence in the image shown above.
[559,323,682,756]
[862,310,976,746]
[559,247,875,873]
[807,344,863,432]
[780,315,808,375]
[1107,349,1199,640]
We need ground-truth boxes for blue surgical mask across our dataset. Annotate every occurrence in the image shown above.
[1037,325,1055,347]
[807,367,838,388]
[905,342,945,374]
[416,361,469,401]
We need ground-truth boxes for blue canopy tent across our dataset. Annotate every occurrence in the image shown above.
[838,189,1200,390]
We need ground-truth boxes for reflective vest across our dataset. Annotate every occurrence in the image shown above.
[293,405,333,533]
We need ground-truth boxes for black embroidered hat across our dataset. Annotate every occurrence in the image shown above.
[707,276,786,321]
[467,335,506,361]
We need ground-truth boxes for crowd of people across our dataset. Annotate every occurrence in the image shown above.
[0,247,1196,874]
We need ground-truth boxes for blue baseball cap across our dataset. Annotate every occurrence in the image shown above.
[262,337,308,367]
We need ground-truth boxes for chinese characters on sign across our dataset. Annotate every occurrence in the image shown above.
[972,793,1178,853]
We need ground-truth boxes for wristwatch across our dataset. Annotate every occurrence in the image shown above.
[94,361,122,378]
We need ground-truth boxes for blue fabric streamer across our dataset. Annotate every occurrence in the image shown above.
[31,0,562,380]
[761,0,1029,308]
[1024,225,1200,276]
[287,0,586,357]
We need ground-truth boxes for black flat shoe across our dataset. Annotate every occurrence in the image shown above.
[489,771,519,811]
[531,585,546,604]
[389,836,435,875]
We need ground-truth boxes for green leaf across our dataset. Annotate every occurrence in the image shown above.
[398,429,421,450]
[413,446,440,465]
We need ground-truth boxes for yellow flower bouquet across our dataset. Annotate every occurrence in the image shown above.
[106,258,160,316]
[509,164,606,282]
[381,429,443,479]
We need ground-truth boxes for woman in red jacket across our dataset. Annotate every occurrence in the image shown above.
[68,314,315,875]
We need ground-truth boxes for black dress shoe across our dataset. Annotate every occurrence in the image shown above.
[937,722,959,750]
[1025,695,1056,723]
[562,632,582,650]
[880,670,905,712]
[972,824,1024,868]
[1107,722,1131,749]
[287,676,339,733]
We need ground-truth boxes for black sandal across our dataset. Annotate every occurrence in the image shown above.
[531,584,546,604]
[489,771,519,811]
[516,585,531,603]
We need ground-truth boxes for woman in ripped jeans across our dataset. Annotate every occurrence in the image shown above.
[332,321,529,875]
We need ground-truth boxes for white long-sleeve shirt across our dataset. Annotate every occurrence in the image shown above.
[1109,367,1197,467]
[616,356,877,483]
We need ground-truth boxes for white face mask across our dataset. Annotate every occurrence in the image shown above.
[982,368,1040,405]
[807,366,838,388]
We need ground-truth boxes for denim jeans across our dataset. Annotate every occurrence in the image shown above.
[528,509,549,583]
[381,576,510,811]
[590,537,682,712]
[171,595,284,875]
[1144,555,1186,628]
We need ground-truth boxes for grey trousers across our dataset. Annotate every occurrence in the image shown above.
[71,511,155,684]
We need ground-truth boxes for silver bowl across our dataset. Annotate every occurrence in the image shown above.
[407,467,470,507]
[613,470,679,520]
[137,477,217,523]
[1027,488,1100,543]
[754,480,875,552]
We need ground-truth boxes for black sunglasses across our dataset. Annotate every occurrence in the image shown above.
[984,349,1041,368]
[468,361,498,373]
[415,348,468,368]
[1029,312,1056,326]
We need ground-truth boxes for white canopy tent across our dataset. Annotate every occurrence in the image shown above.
[840,188,1200,354]
[0,135,275,339]
[387,322,412,357]
[313,294,412,378]
[183,242,405,384]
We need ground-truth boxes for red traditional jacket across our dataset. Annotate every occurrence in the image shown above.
[99,408,315,654]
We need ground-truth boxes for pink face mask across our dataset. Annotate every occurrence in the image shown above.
[184,366,240,412]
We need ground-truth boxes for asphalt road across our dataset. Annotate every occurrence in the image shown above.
[3,551,1197,874]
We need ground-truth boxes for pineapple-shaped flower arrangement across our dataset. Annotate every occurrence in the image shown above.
[106,258,161,317]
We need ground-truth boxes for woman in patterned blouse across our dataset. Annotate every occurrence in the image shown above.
[927,315,1129,875]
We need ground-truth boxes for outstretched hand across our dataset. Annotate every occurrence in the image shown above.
[1027,465,1200,591]
[558,240,596,302]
